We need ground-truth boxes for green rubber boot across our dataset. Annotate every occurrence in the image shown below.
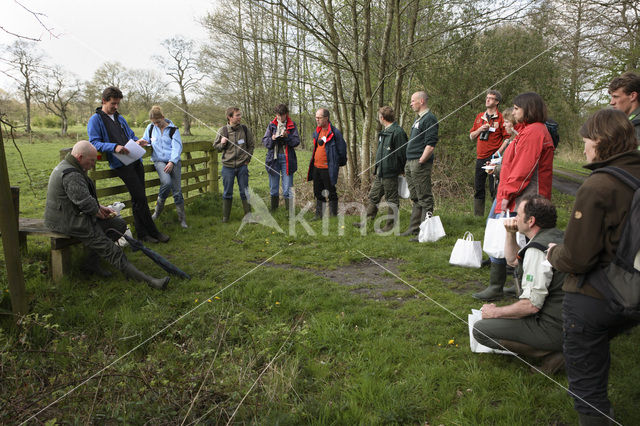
[472,262,506,300]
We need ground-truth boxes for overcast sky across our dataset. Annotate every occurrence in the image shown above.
[1,0,217,90]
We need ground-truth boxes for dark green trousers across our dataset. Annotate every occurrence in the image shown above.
[404,159,434,213]
[368,175,399,208]
[473,316,562,352]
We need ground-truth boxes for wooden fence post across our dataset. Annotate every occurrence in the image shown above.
[208,148,218,194]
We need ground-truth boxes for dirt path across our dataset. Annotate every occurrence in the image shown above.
[553,168,587,196]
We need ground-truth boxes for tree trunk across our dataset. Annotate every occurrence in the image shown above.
[180,89,192,136]
[359,0,373,190]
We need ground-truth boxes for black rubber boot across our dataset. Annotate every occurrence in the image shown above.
[242,199,257,223]
[472,262,506,300]
[270,195,279,212]
[503,265,519,297]
[313,200,324,221]
[222,199,232,223]
[409,208,428,242]
[354,204,377,228]
[378,205,397,233]
[80,250,112,277]
[400,205,422,236]
[123,262,169,290]
[578,412,614,426]
[473,198,485,217]
[329,199,338,216]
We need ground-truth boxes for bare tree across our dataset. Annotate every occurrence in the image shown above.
[84,61,132,106]
[1,40,45,132]
[154,36,204,136]
[129,68,168,111]
[34,65,81,136]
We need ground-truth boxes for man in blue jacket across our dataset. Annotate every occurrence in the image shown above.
[87,87,169,243]
[307,108,347,219]
[262,103,300,212]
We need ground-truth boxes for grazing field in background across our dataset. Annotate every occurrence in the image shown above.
[1,128,639,424]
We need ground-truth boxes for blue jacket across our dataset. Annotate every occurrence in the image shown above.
[87,108,139,169]
[307,122,347,186]
[144,119,182,164]
[262,115,300,176]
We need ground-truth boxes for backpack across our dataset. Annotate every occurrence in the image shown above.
[146,124,177,141]
[545,119,560,148]
[583,166,640,320]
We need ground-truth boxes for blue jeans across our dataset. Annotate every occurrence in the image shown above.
[268,154,293,198]
[221,164,249,200]
[154,160,184,205]
[487,197,516,264]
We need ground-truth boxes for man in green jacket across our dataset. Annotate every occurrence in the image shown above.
[401,91,439,239]
[355,106,407,232]
[44,140,169,289]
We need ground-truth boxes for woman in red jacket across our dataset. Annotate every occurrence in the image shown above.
[495,92,554,214]
[474,92,555,301]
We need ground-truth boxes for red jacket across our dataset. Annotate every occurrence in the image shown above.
[470,110,509,159]
[495,121,554,213]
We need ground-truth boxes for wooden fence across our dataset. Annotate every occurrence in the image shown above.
[60,141,218,221]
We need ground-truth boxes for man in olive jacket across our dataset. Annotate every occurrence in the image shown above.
[355,106,407,232]
[44,140,169,289]
[213,107,255,222]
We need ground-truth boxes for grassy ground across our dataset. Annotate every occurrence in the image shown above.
[1,128,639,424]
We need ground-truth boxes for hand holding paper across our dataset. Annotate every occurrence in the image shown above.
[113,139,146,165]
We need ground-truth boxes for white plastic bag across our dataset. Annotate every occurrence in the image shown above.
[398,175,410,199]
[468,309,516,354]
[483,212,508,259]
[418,212,446,243]
[449,231,482,268]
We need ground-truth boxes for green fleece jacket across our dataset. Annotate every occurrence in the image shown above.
[374,122,408,178]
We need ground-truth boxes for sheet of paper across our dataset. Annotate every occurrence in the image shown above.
[113,139,146,166]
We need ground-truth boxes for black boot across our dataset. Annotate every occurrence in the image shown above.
[313,200,324,221]
[242,199,257,223]
[409,208,428,242]
[354,204,377,228]
[222,198,232,223]
[270,195,279,212]
[503,265,519,297]
[80,250,112,277]
[400,205,422,236]
[378,205,398,233]
[122,262,169,290]
[472,262,506,300]
[329,199,338,216]
[473,198,485,217]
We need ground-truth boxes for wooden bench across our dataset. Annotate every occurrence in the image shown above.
[18,218,81,282]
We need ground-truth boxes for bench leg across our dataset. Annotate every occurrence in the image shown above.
[51,247,71,282]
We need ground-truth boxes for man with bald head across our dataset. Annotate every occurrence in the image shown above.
[44,141,169,289]
[401,91,439,239]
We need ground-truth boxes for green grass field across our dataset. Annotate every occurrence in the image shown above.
[1,127,639,424]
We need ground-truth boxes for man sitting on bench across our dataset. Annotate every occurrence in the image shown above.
[44,140,169,289]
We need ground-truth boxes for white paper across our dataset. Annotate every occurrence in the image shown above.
[468,309,516,355]
[113,139,146,165]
